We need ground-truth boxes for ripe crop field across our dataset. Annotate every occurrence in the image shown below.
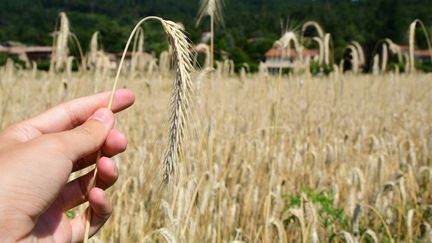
[1,67,431,242]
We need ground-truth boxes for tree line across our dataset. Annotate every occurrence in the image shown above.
[1,0,431,71]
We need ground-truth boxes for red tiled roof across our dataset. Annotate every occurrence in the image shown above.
[2,46,52,54]
[189,47,230,56]
[191,46,208,53]
[219,50,230,56]
[265,47,318,58]
[399,45,432,57]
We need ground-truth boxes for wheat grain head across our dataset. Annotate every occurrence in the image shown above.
[197,0,224,26]
[301,21,325,39]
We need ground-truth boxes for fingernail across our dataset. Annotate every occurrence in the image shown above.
[91,108,112,123]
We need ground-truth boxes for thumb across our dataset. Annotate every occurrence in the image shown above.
[54,108,115,162]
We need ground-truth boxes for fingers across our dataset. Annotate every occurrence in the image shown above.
[0,89,134,148]
[70,188,113,243]
[73,129,127,172]
[56,157,118,211]
[103,129,128,157]
[27,89,135,134]
[54,108,115,163]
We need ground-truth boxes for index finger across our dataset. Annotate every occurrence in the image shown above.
[27,89,135,134]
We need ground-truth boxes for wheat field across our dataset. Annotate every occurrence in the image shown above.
[0,66,431,242]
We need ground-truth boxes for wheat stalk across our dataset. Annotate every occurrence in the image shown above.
[381,43,388,73]
[82,16,194,243]
[370,38,402,73]
[197,0,224,68]
[197,0,224,27]
[324,33,332,66]
[312,37,324,65]
[68,32,86,71]
[276,31,302,62]
[346,44,360,74]
[160,20,194,184]
[362,203,395,243]
[384,38,402,63]
[274,30,304,75]
[339,231,356,243]
[87,31,99,70]
[408,19,432,73]
[351,41,365,67]
[269,217,288,243]
[50,12,70,73]
[301,21,325,39]
[131,27,145,74]
[49,12,86,73]
[194,43,211,68]
[159,50,171,75]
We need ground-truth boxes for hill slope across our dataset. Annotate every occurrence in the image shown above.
[1,0,431,69]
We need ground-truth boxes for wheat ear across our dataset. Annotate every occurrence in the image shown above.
[82,16,193,243]
[301,20,325,39]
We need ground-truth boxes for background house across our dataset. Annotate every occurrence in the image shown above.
[399,45,432,64]
[263,47,319,74]
[0,42,52,67]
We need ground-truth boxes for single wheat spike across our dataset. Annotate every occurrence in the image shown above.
[301,21,325,39]
[83,16,193,243]
[197,0,224,68]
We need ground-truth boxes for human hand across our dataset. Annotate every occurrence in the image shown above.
[0,89,135,242]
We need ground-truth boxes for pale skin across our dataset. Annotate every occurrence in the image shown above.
[0,89,135,243]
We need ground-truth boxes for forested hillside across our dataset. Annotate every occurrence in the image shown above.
[1,0,432,69]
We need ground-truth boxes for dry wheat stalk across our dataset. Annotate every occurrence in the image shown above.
[372,54,380,75]
[351,41,365,67]
[195,43,211,68]
[408,19,432,73]
[258,61,268,77]
[340,231,356,243]
[324,33,332,66]
[381,43,388,73]
[196,67,214,92]
[221,59,230,76]
[68,33,86,71]
[276,31,303,62]
[131,27,145,74]
[362,204,395,243]
[159,50,171,75]
[371,38,402,73]
[312,37,324,65]
[49,12,86,73]
[197,0,224,26]
[301,21,326,68]
[82,16,194,243]
[228,59,235,76]
[160,20,194,183]
[346,44,360,73]
[87,31,100,69]
[360,230,379,243]
[421,223,432,242]
[269,217,287,243]
[197,0,224,68]
[407,209,415,242]
[301,21,325,39]
[50,12,70,72]
[383,38,402,63]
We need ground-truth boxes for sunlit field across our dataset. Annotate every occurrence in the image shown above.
[1,66,431,242]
